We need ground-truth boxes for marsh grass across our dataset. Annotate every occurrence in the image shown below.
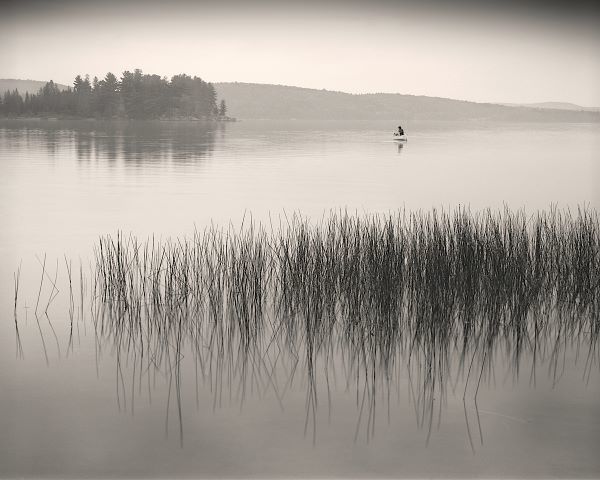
[93,208,599,341]
[15,207,598,443]
[82,207,600,441]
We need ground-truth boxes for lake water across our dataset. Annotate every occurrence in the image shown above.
[1,119,599,478]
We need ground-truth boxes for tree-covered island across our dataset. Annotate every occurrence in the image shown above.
[0,69,232,120]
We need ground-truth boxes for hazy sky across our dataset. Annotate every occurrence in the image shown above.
[1,0,599,105]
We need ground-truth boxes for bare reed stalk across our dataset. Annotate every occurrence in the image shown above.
[83,207,598,424]
[14,262,24,358]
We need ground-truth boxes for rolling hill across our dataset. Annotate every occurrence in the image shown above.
[0,79,69,95]
[2,78,598,122]
[503,102,600,113]
[215,82,600,122]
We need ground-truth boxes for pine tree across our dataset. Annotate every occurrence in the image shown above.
[1,69,228,120]
[73,75,84,93]
[219,99,227,117]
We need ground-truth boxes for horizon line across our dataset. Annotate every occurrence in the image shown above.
[1,76,599,110]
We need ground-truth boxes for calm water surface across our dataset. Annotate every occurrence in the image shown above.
[0,119,599,478]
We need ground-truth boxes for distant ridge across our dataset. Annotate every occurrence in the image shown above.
[2,79,598,123]
[215,82,600,122]
[502,101,600,113]
[0,79,69,95]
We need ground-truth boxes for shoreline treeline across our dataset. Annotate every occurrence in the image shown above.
[0,69,229,120]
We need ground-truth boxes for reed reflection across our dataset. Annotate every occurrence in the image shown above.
[12,208,599,445]
[78,208,599,444]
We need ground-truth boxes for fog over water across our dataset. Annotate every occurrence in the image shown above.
[1,0,600,477]
[1,120,598,260]
[1,119,599,477]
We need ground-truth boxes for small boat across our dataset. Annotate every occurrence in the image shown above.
[393,134,407,142]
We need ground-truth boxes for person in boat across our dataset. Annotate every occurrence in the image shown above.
[397,125,405,136]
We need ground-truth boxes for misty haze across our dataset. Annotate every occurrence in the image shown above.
[1,0,599,478]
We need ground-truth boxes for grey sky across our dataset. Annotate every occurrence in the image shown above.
[1,0,599,105]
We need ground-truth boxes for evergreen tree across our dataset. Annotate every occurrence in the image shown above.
[73,75,84,93]
[1,69,228,120]
[98,72,120,117]
[1,89,24,115]
[82,75,92,93]
[73,74,91,115]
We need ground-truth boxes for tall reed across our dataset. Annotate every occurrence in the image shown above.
[86,207,599,439]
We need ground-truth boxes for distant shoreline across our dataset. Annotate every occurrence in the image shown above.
[214,83,600,123]
[2,117,600,129]
[0,115,237,123]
